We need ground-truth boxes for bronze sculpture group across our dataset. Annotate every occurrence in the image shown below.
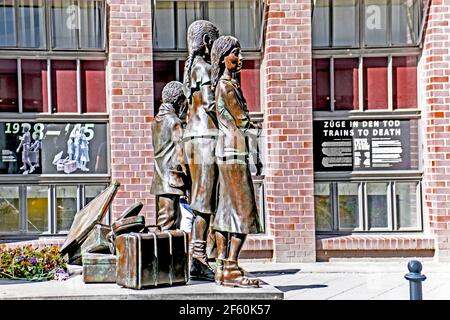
[60,19,262,290]
[150,20,262,288]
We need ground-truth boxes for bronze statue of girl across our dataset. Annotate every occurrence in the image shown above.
[183,20,220,281]
[210,35,262,288]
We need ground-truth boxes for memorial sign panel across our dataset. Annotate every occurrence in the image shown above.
[0,122,108,175]
[313,119,412,171]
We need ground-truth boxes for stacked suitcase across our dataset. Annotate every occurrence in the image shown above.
[60,182,189,289]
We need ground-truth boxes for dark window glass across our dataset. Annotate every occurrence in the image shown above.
[0,0,16,47]
[312,59,330,111]
[363,57,388,110]
[393,56,418,109]
[81,60,106,113]
[79,0,104,49]
[314,183,332,231]
[153,1,175,49]
[208,1,232,36]
[392,0,419,45]
[312,0,330,47]
[0,59,19,112]
[364,0,388,47]
[0,186,20,232]
[27,185,48,233]
[153,60,176,114]
[396,182,419,229]
[367,182,389,229]
[85,185,106,206]
[22,60,48,113]
[338,182,359,229]
[51,60,77,113]
[51,0,78,49]
[334,58,359,110]
[332,0,358,47]
[56,185,78,232]
[234,0,262,48]
[240,60,260,112]
[18,0,45,48]
[176,1,201,49]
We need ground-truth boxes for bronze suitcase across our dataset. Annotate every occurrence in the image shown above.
[115,231,189,289]
[82,253,117,283]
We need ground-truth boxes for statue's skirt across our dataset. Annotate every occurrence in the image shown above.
[213,158,262,235]
[184,137,218,214]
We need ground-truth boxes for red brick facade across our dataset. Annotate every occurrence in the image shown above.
[108,0,156,222]
[262,0,315,262]
[422,0,450,262]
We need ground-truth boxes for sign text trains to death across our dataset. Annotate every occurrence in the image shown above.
[313,120,412,172]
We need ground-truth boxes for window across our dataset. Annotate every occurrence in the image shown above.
[338,182,360,229]
[27,185,48,233]
[51,60,78,113]
[0,186,20,232]
[312,0,423,48]
[153,0,264,51]
[363,57,388,110]
[81,60,106,113]
[84,185,106,206]
[18,0,46,48]
[0,59,18,112]
[314,183,332,231]
[312,55,418,111]
[51,0,105,50]
[0,184,107,236]
[0,0,105,50]
[393,56,418,109]
[56,185,78,232]
[0,59,107,113]
[333,0,358,47]
[312,59,330,111]
[314,181,422,232]
[0,1,17,47]
[334,58,359,110]
[22,59,48,113]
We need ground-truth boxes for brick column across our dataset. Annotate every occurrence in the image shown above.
[108,0,155,222]
[263,0,315,262]
[422,0,450,262]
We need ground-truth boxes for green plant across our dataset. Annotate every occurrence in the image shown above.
[0,245,68,281]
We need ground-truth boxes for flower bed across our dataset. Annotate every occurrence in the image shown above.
[0,245,69,281]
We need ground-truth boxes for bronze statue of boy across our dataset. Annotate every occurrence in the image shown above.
[150,81,188,231]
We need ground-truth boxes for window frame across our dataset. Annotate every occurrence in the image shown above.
[314,179,423,234]
[151,0,266,53]
[0,0,107,52]
[312,0,424,49]
[0,56,108,115]
[0,183,109,238]
[312,52,420,114]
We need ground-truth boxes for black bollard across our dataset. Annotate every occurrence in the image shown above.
[404,260,426,300]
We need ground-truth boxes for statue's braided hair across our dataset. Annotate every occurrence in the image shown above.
[162,81,184,105]
[183,20,219,97]
[211,36,240,90]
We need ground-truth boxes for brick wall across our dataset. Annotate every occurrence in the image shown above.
[108,0,156,222]
[422,0,450,262]
[263,0,316,262]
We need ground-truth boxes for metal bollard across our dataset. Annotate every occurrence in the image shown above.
[404,260,426,300]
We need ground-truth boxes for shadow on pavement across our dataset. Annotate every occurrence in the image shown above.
[275,284,327,292]
[250,269,301,277]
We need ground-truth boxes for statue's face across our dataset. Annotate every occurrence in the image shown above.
[224,46,242,73]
